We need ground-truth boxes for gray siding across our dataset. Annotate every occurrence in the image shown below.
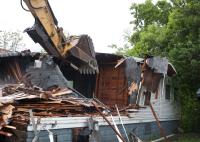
[0,120,178,142]
[99,120,178,142]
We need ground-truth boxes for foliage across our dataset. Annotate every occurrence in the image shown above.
[0,30,24,51]
[126,0,200,131]
[108,43,130,55]
[174,133,200,142]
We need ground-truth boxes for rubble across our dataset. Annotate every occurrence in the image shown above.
[0,83,105,136]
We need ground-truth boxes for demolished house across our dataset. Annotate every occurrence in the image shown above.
[0,49,180,142]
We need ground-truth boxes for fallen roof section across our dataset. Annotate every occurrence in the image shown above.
[0,83,105,136]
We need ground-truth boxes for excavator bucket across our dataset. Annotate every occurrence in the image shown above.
[22,0,98,74]
[67,35,99,74]
[25,21,98,74]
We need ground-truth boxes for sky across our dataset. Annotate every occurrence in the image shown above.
[0,0,145,53]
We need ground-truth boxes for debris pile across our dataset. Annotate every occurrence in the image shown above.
[0,84,104,136]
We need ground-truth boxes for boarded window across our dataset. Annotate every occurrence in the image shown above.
[165,84,171,100]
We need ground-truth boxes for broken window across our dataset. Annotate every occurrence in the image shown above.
[174,87,178,101]
[165,84,171,100]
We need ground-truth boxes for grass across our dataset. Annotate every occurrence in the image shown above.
[172,133,200,142]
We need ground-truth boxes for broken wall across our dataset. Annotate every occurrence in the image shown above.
[0,56,32,85]
[95,53,128,106]
[59,63,96,98]
[26,56,69,90]
[0,53,70,91]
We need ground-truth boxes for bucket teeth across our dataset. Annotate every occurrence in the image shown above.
[78,64,99,75]
[69,35,98,74]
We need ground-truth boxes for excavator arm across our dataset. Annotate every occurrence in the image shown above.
[22,0,98,74]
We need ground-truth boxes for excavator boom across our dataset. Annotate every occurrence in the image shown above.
[22,0,98,73]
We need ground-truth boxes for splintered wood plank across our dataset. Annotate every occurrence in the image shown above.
[0,130,13,137]
[4,125,16,130]
[51,90,73,97]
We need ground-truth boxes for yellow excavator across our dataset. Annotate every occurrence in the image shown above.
[21,0,98,74]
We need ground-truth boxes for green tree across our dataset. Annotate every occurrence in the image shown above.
[0,30,24,51]
[126,0,200,132]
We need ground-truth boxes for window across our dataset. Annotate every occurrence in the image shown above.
[165,84,171,100]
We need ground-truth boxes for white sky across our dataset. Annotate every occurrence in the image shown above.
[0,0,145,53]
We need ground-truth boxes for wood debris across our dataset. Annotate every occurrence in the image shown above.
[0,83,105,136]
[0,105,15,137]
